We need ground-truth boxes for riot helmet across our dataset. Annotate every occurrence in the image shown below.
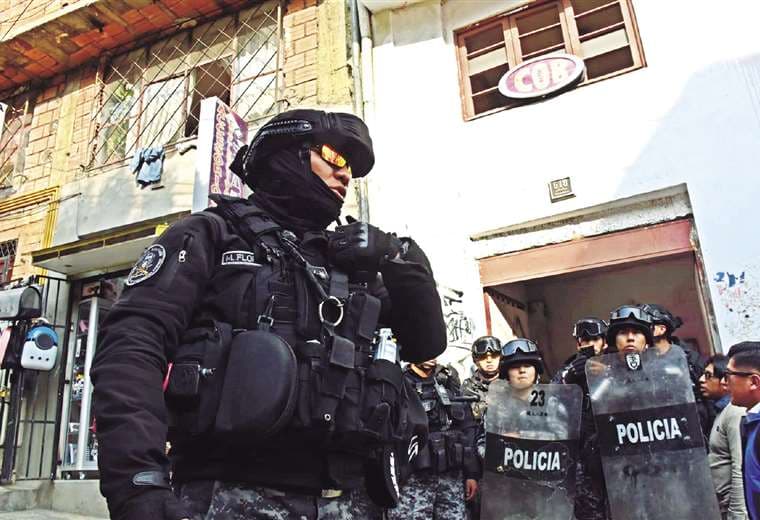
[606,305,654,350]
[499,338,544,379]
[471,335,502,361]
[572,318,608,340]
[231,109,375,191]
[642,303,683,338]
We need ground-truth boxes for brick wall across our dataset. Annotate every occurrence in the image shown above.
[0,0,86,39]
[281,0,319,107]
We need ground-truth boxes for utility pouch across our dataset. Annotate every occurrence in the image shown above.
[414,442,432,470]
[361,360,403,441]
[446,433,464,469]
[215,329,298,440]
[167,363,200,399]
[430,434,447,473]
[463,446,480,476]
[166,321,233,437]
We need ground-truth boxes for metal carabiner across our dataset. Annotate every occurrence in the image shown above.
[318,296,344,327]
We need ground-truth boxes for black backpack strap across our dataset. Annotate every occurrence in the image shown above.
[208,194,282,247]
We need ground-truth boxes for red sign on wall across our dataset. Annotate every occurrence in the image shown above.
[498,54,585,100]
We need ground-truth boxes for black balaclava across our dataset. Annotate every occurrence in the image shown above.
[250,143,343,235]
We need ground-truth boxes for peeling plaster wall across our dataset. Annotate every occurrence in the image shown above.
[366,0,760,351]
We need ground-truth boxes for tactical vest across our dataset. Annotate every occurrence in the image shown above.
[406,369,470,474]
[165,196,425,491]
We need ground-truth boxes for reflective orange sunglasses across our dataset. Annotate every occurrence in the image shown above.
[312,144,351,174]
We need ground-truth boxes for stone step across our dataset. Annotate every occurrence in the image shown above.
[0,510,106,519]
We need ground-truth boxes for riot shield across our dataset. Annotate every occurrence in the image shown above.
[586,347,721,519]
[481,382,582,520]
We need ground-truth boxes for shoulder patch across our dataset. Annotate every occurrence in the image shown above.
[125,245,167,286]
[221,250,260,267]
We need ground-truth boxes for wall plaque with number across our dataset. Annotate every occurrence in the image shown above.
[549,177,574,202]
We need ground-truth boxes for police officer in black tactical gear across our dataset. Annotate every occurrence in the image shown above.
[641,303,710,444]
[91,109,447,520]
[390,358,480,519]
[462,336,502,426]
[552,318,609,520]
[462,336,500,520]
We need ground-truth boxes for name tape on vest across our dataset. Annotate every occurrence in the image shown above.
[484,433,577,482]
[221,250,261,267]
[596,403,703,457]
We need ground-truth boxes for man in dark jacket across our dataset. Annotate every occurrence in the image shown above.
[726,341,760,520]
[91,109,447,519]
[390,359,480,519]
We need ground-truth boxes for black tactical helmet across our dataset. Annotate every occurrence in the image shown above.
[606,305,654,350]
[642,304,683,334]
[231,109,375,190]
[471,336,501,361]
[572,317,608,340]
[499,338,544,377]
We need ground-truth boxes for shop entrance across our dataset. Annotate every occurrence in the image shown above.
[480,219,718,376]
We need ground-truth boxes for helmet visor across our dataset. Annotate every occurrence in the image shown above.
[502,339,539,357]
[610,305,652,324]
[473,341,501,357]
[573,320,605,338]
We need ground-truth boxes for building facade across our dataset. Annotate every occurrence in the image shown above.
[360,0,760,372]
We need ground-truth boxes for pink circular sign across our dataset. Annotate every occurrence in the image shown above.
[498,53,585,99]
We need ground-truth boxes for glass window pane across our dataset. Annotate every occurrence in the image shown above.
[145,33,190,83]
[571,0,618,16]
[516,5,559,35]
[140,76,187,148]
[468,46,508,76]
[470,63,509,94]
[232,73,278,123]
[519,25,564,57]
[585,45,633,79]
[580,28,628,59]
[236,21,279,80]
[473,89,511,115]
[193,16,236,65]
[575,3,623,36]
[464,25,504,54]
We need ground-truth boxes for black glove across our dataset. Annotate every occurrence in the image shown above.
[563,356,589,386]
[328,218,401,280]
[117,489,191,520]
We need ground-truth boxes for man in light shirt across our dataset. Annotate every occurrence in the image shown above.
[701,354,748,519]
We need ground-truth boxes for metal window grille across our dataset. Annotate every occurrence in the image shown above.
[88,0,282,169]
[0,95,31,189]
[0,240,16,284]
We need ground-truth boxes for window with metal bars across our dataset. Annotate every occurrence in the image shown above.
[0,94,32,189]
[0,240,16,284]
[455,0,645,120]
[90,1,281,168]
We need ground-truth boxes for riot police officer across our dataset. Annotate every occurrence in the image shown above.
[584,305,721,519]
[91,109,447,519]
[642,303,710,442]
[552,318,608,520]
[463,336,502,426]
[461,336,500,520]
[390,358,480,519]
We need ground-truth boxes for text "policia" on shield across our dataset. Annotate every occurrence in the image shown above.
[596,403,704,457]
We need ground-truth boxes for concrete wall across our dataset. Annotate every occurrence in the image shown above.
[365,0,760,351]
[520,253,711,373]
